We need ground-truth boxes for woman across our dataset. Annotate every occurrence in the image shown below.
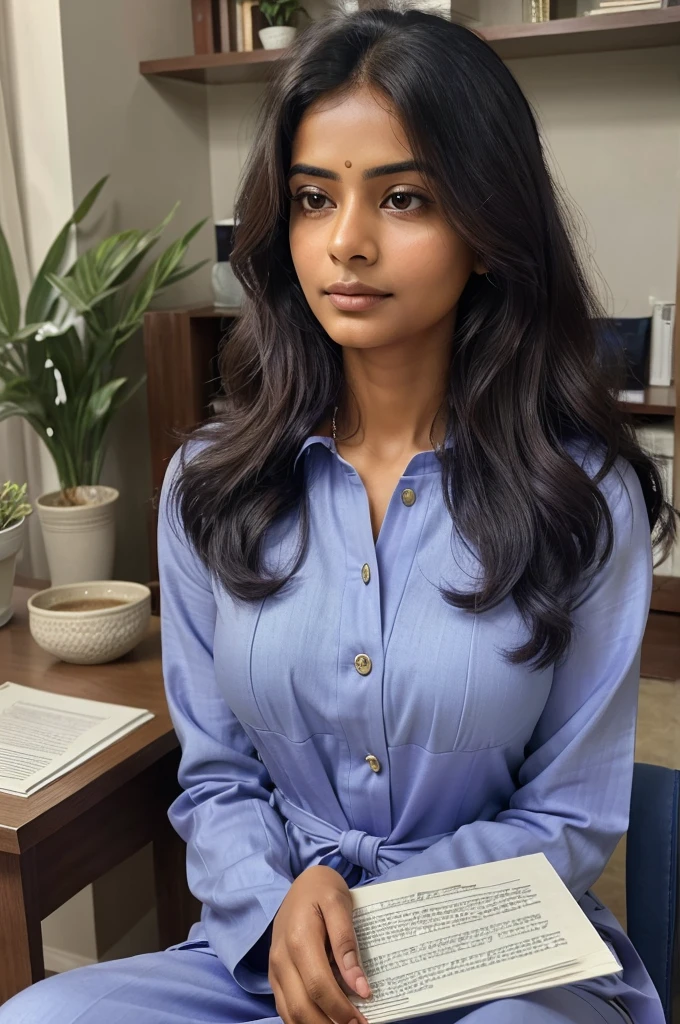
[2,4,676,1023]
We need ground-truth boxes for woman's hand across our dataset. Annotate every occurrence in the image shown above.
[269,865,373,1024]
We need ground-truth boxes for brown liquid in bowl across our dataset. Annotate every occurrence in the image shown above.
[50,598,130,612]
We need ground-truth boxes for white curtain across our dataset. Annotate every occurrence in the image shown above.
[0,5,54,580]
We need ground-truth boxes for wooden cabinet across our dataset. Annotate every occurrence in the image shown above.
[143,305,239,582]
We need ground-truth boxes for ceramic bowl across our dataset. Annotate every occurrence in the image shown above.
[27,581,151,665]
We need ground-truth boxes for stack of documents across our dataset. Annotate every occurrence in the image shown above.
[341,853,621,1020]
[0,681,154,797]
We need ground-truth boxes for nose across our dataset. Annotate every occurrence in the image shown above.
[326,194,379,265]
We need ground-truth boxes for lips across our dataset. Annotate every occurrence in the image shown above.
[325,283,391,296]
[326,292,390,311]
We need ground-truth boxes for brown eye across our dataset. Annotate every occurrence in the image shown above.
[385,191,425,212]
[294,191,329,212]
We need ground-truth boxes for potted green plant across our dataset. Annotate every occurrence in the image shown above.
[258,0,310,48]
[0,175,207,586]
[0,481,32,626]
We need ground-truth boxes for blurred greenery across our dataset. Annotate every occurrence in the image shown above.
[0,480,32,532]
[259,0,310,27]
[0,175,208,501]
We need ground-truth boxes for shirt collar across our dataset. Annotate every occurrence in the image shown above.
[293,432,453,472]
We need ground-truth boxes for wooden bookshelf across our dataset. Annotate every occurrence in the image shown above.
[140,9,680,84]
[482,8,680,59]
[140,49,283,85]
[620,386,676,417]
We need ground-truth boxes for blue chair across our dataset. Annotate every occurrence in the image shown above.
[626,762,680,1023]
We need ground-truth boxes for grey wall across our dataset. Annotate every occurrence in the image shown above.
[59,0,214,583]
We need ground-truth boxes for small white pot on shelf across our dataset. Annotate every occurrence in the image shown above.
[0,517,26,628]
[259,25,297,49]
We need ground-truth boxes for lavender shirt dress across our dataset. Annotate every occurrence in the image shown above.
[0,430,664,1024]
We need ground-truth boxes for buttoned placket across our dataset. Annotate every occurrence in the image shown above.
[328,440,439,847]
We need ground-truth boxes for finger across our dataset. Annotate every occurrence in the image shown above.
[292,909,370,1024]
[322,893,373,1001]
[275,958,352,1024]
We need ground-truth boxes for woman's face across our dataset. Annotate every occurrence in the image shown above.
[288,84,484,354]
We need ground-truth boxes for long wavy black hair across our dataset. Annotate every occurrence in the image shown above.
[166,1,677,672]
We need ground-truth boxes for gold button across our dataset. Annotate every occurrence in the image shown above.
[361,563,371,584]
[354,653,372,675]
[365,754,381,773]
[401,488,416,506]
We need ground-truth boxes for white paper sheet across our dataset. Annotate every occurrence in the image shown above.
[342,853,621,1022]
[0,681,154,796]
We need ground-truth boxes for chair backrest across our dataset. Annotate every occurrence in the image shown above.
[626,762,680,1023]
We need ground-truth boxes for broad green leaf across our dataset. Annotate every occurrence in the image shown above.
[44,326,84,398]
[0,397,45,423]
[163,258,210,289]
[44,272,91,313]
[72,175,110,225]
[109,244,157,288]
[178,217,209,250]
[110,373,146,411]
[0,224,20,337]
[25,176,109,325]
[87,378,127,421]
[45,272,118,315]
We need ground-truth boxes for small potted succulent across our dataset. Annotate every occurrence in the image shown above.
[0,481,32,627]
[258,0,310,48]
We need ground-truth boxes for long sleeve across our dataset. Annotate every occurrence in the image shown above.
[157,443,293,994]
[355,456,653,900]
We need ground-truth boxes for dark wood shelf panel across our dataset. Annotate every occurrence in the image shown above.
[619,386,676,417]
[140,10,680,84]
[140,49,284,85]
[650,575,680,616]
[482,8,680,59]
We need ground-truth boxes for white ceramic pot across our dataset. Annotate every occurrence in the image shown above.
[0,516,26,628]
[258,25,297,49]
[36,485,119,587]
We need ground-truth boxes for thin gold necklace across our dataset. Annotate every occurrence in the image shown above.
[331,405,442,453]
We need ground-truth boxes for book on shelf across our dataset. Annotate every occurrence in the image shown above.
[191,0,219,53]
[339,853,621,1022]
[585,2,663,12]
[217,0,234,51]
[0,681,153,797]
[591,0,680,5]
[649,299,676,388]
[234,0,268,51]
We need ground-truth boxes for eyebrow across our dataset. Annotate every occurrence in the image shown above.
[286,160,428,182]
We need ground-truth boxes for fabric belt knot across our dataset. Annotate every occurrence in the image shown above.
[270,788,386,875]
[269,788,450,878]
[338,828,385,876]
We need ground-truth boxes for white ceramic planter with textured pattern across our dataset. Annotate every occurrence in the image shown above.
[36,486,119,587]
[0,516,26,628]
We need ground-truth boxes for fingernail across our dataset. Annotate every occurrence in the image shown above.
[356,975,371,998]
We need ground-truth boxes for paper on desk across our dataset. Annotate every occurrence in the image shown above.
[0,681,154,796]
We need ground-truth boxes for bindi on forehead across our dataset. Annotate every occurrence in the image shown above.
[345,160,351,167]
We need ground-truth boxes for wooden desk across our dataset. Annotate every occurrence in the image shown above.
[0,586,200,1003]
